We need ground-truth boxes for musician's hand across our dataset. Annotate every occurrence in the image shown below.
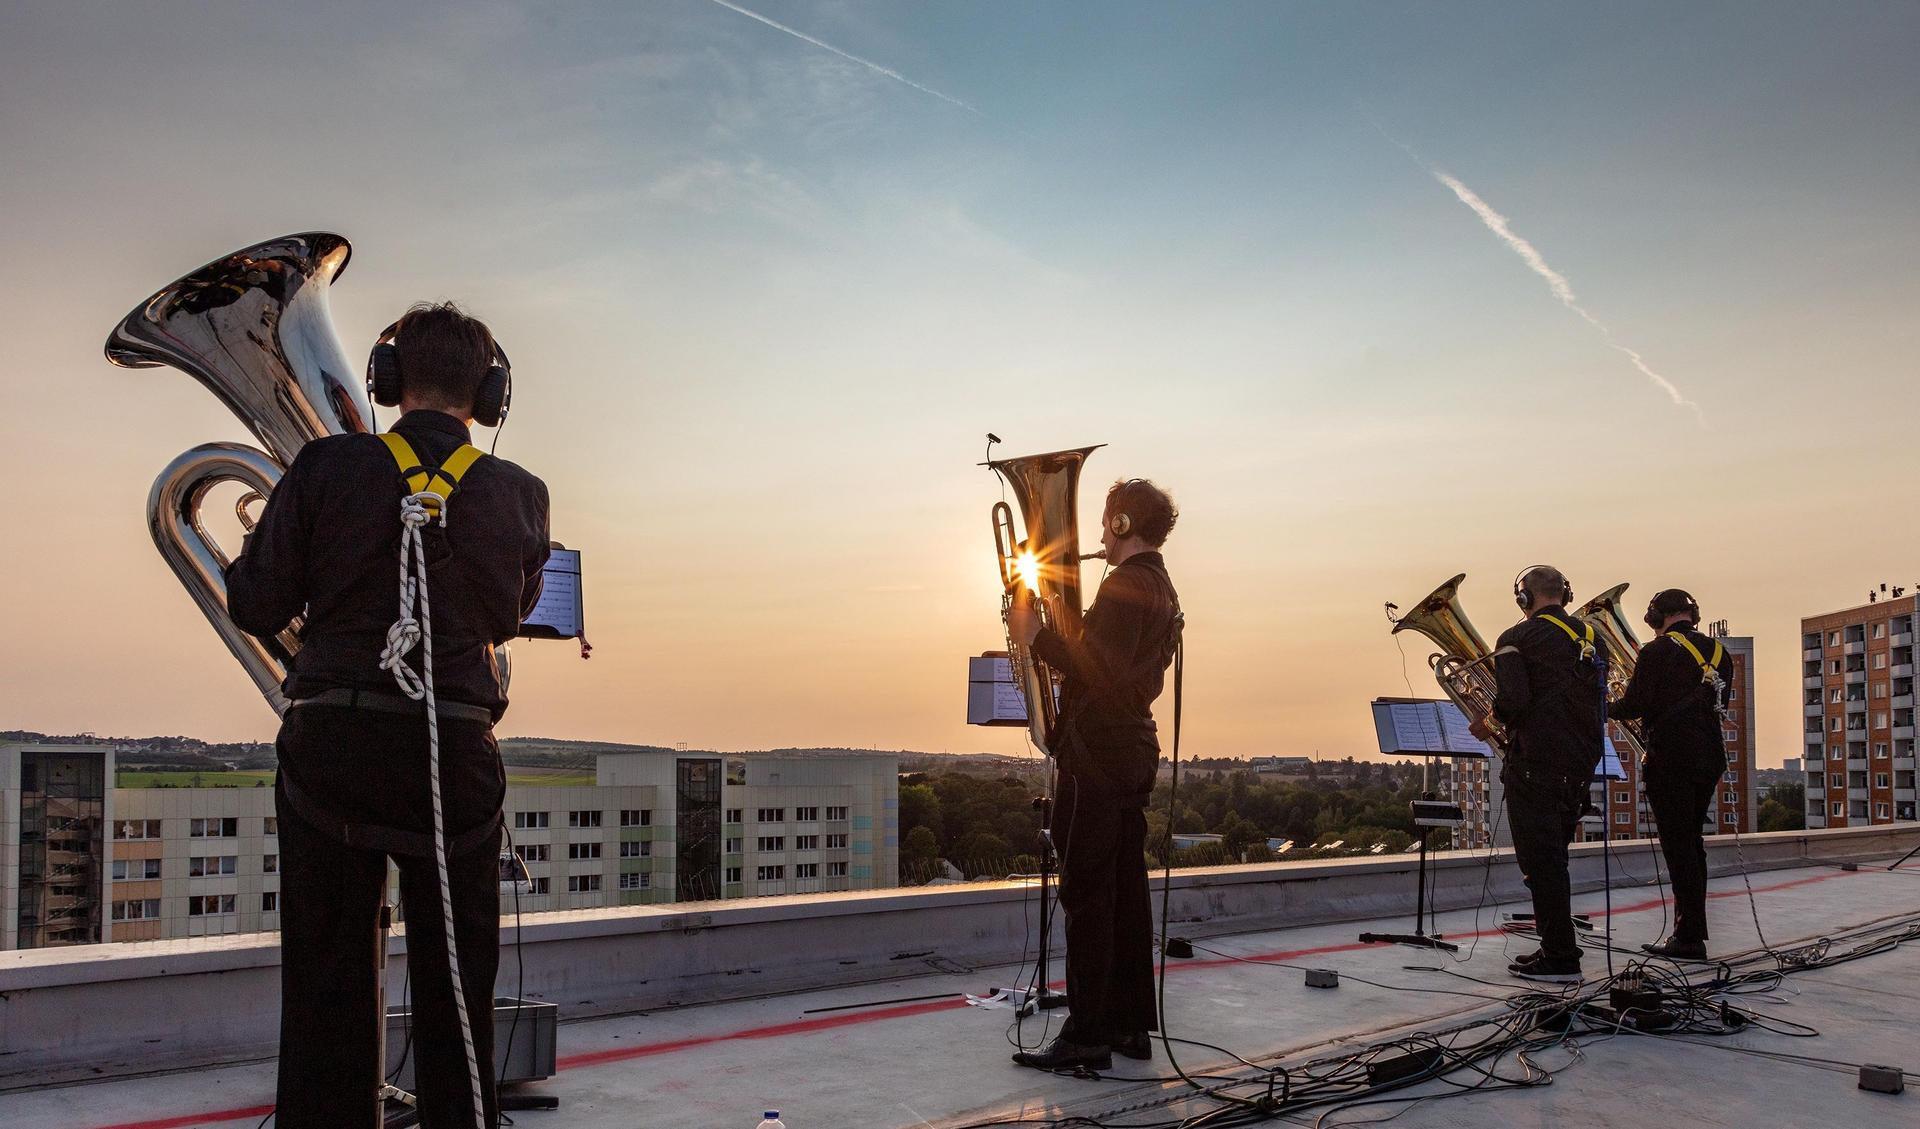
[1468,716,1494,741]
[1007,593,1041,647]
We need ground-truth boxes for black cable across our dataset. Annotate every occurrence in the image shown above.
[498,825,527,1091]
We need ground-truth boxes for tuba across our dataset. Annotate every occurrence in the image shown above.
[987,445,1104,755]
[105,233,371,715]
[1391,574,1509,750]
[1575,582,1652,756]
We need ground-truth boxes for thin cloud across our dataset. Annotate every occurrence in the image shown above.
[704,0,980,115]
[1432,169,1701,420]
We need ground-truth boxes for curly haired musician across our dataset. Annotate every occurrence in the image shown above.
[1006,479,1181,1072]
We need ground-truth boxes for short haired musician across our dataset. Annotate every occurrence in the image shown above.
[227,303,550,1127]
[1006,479,1181,1071]
[1610,589,1734,962]
[1470,565,1610,983]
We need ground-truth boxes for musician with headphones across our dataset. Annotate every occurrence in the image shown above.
[1610,589,1735,962]
[1005,479,1182,1072]
[1469,565,1610,983]
[226,303,549,1128]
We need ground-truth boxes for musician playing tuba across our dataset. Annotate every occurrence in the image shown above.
[1006,478,1181,1072]
[1609,589,1734,962]
[227,304,550,1128]
[1468,565,1610,984]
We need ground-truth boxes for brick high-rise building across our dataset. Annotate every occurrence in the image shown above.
[1802,592,1920,828]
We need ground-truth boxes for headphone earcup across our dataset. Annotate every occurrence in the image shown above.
[1110,512,1131,537]
[367,343,403,408]
[471,364,511,428]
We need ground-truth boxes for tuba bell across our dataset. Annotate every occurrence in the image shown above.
[105,233,371,715]
[1575,582,1652,758]
[987,444,1104,755]
[1391,574,1509,750]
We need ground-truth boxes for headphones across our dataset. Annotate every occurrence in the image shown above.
[1643,589,1701,631]
[1513,565,1572,612]
[1109,511,1132,537]
[366,319,513,428]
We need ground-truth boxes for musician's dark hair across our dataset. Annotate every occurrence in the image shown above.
[1106,478,1178,547]
[391,301,496,412]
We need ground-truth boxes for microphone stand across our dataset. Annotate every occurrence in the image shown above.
[1025,779,1069,1013]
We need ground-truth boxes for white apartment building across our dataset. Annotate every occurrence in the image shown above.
[2,743,898,950]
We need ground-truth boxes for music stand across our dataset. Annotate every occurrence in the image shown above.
[1357,699,1492,952]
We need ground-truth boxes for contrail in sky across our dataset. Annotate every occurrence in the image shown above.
[1431,171,1699,417]
[705,0,981,115]
[1364,113,1700,419]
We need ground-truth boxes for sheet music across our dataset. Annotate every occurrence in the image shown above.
[519,548,583,638]
[1371,699,1494,757]
[967,654,1030,725]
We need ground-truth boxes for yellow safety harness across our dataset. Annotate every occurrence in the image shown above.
[1537,610,1596,662]
[378,431,486,517]
[1667,631,1725,685]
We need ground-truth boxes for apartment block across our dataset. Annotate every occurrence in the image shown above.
[1801,594,1920,829]
[2,744,899,950]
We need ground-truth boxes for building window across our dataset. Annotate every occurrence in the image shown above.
[1876,654,1888,670]
[1830,631,1841,647]
[620,840,651,858]
[757,865,785,881]
[1723,812,1738,824]
[567,874,602,893]
[111,858,163,881]
[188,855,238,877]
[263,817,278,835]
[1875,802,1891,820]
[826,833,848,849]
[1879,744,1893,758]
[795,834,819,850]
[1877,713,1889,729]
[568,810,602,828]
[1876,773,1891,789]
[517,843,549,862]
[828,861,848,877]
[531,877,551,894]
[726,808,743,824]
[188,894,237,916]
[1613,791,1631,805]
[262,892,279,912]
[112,898,161,921]
[1877,684,1889,698]
[725,837,742,853]
[757,808,786,823]
[826,806,849,821]
[1614,812,1631,824]
[757,836,786,852]
[1875,623,1886,639]
[189,818,238,838]
[1723,791,1738,804]
[568,842,603,860]
[618,872,651,890]
[795,806,820,822]
[795,863,818,878]
[1832,801,1845,816]
[114,819,163,841]
[620,809,652,827]
[725,866,743,884]
[513,811,549,829]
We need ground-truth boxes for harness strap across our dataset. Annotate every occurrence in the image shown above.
[1667,631,1725,683]
[378,432,486,516]
[1537,610,1596,660]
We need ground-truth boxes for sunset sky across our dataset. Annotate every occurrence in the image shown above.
[2,2,1916,766]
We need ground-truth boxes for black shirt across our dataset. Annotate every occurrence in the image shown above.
[225,410,551,721]
[1610,624,1733,773]
[1492,607,1611,781]
[1031,551,1180,799]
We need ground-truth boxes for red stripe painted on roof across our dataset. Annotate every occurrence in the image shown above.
[81,1105,275,1129]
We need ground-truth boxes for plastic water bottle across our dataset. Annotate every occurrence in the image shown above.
[757,1114,786,1129]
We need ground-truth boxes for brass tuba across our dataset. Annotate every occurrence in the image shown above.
[987,445,1103,755]
[1391,574,1509,750]
[1575,582,1651,756]
[105,233,371,715]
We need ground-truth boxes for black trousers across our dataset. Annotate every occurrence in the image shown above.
[1645,756,1721,943]
[1504,766,1590,963]
[1054,774,1157,1045]
[274,704,505,1129]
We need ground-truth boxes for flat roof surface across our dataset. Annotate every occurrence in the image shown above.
[8,858,1919,1129]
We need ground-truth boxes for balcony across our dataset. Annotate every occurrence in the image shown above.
[1845,641,1866,655]
[1897,633,1915,648]
[1898,664,1916,678]
[1804,675,1824,689]
[1804,703,1824,717]
[1896,695,1914,710]
[1804,647,1823,661]
[1846,671,1868,684]
[4,826,1919,1128]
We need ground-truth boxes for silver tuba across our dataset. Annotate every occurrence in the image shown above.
[106,233,371,715]
[988,445,1103,755]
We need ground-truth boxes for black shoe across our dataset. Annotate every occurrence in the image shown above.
[1511,948,1545,966]
[1642,938,1709,962]
[1113,1031,1153,1061]
[1509,955,1583,983]
[1012,1036,1112,1072]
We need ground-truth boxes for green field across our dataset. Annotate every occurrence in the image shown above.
[116,767,595,788]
